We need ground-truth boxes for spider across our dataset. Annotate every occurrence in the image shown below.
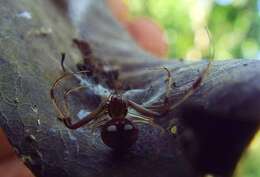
[50,54,211,150]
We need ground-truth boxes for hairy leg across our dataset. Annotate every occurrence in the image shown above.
[129,113,165,135]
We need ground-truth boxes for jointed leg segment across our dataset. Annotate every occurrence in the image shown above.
[129,112,165,134]
[50,54,108,130]
[50,70,91,118]
[168,61,211,110]
[128,62,211,118]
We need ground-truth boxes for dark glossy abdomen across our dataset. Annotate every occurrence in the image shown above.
[101,118,138,150]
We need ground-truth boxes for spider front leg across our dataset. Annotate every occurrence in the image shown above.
[50,71,91,118]
[50,53,107,129]
[126,66,173,117]
[168,61,211,110]
[60,86,109,129]
[50,75,107,129]
[146,62,211,113]
[60,99,107,129]
[127,67,173,117]
[63,85,89,117]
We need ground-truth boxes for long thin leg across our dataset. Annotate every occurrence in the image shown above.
[127,66,173,117]
[128,100,161,117]
[130,113,165,135]
[145,62,211,114]
[50,54,108,129]
[63,86,88,117]
[146,66,173,105]
[146,27,213,114]
[50,70,91,118]
[88,117,109,132]
[59,85,109,129]
[128,62,210,118]
[50,73,107,129]
[161,66,173,106]
[62,101,107,129]
[63,85,109,123]
[61,85,109,129]
[128,112,154,122]
[168,61,211,110]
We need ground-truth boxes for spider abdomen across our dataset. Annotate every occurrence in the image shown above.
[101,118,138,150]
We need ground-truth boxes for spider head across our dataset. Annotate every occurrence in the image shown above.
[108,95,128,119]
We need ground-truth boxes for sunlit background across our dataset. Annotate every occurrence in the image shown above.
[125,0,260,177]
[127,0,260,61]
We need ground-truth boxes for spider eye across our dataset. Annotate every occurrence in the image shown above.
[124,124,133,131]
[107,125,117,132]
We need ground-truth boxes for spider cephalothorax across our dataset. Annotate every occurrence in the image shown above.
[107,95,128,119]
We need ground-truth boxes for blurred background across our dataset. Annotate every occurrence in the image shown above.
[126,0,260,61]
[107,0,260,177]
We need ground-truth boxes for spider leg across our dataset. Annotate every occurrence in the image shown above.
[128,100,161,117]
[50,75,109,129]
[162,28,213,112]
[129,112,165,135]
[168,61,211,111]
[88,117,109,132]
[161,66,173,106]
[127,66,173,117]
[61,101,107,129]
[146,66,173,106]
[128,112,153,122]
[50,70,91,119]
[50,53,109,129]
[50,53,90,118]
[63,85,88,117]
[61,85,110,129]
[144,62,211,114]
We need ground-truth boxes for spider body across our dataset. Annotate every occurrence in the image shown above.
[102,95,138,149]
[50,54,211,150]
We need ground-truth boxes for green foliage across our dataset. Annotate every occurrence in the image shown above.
[234,133,260,177]
[128,0,260,60]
